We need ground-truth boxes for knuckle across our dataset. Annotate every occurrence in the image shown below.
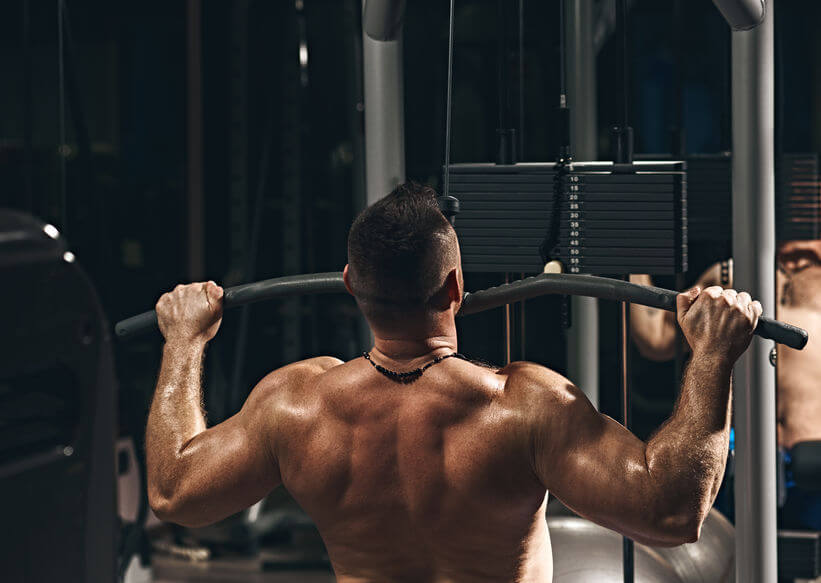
[704,286,723,300]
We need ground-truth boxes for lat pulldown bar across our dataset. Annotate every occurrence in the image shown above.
[114,271,807,350]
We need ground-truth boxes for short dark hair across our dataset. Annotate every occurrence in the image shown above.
[347,182,457,310]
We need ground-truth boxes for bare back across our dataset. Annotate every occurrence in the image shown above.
[274,357,552,583]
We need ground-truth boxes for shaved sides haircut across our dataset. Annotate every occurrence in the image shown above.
[347,182,459,317]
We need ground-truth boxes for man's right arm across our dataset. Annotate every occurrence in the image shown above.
[520,286,760,546]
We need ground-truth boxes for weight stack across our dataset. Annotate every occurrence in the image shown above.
[685,154,732,257]
[447,161,687,275]
[778,153,821,242]
[447,163,556,273]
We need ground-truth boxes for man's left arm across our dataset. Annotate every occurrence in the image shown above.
[145,281,334,528]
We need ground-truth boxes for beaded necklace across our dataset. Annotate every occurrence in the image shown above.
[362,351,467,384]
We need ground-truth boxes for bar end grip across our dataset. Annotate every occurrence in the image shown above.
[755,317,808,350]
[115,310,159,339]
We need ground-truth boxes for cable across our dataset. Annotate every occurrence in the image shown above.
[496,0,506,130]
[543,0,571,267]
[618,0,628,129]
[443,0,456,197]
[559,0,566,107]
[616,6,634,578]
[671,0,685,157]
[610,0,633,164]
[518,0,525,158]
[556,0,570,160]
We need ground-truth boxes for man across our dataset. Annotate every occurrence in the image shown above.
[146,182,761,582]
[630,240,821,530]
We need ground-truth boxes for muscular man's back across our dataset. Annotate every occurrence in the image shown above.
[275,356,551,582]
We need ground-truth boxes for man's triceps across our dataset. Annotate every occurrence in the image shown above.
[526,371,698,546]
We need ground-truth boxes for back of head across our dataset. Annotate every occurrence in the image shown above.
[347,182,459,322]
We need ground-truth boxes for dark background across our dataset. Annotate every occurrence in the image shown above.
[1,0,820,441]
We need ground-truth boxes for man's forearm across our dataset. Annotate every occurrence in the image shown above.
[645,354,733,526]
[146,340,208,499]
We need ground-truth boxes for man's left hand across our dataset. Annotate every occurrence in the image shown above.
[156,281,224,345]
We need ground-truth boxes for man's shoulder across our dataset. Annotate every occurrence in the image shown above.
[498,361,580,409]
[250,356,345,403]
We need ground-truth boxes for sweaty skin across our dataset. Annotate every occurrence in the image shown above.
[147,272,759,582]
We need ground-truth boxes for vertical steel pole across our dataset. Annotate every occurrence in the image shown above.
[731,3,777,582]
[565,0,599,407]
[360,0,406,348]
[362,0,406,205]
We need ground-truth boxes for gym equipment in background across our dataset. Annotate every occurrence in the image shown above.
[447,161,687,275]
[547,499,735,583]
[0,210,117,583]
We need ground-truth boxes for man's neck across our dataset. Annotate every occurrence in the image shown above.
[372,335,458,362]
[370,313,459,364]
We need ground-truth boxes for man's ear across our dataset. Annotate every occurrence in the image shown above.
[343,264,354,296]
[445,268,462,309]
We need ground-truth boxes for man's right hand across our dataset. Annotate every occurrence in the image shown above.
[676,286,763,365]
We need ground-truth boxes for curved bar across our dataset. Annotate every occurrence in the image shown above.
[114,272,346,339]
[458,273,808,351]
[115,271,808,350]
[225,272,346,305]
[459,273,675,314]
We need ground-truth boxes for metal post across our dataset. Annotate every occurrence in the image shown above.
[360,0,406,348]
[565,0,599,406]
[362,0,405,205]
[730,3,777,582]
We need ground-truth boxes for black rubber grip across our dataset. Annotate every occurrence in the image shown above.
[114,271,808,350]
[114,272,346,339]
[458,273,808,351]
